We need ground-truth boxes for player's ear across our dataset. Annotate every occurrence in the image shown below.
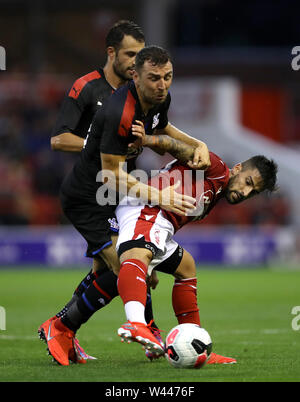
[132,70,139,85]
[231,163,242,176]
[107,46,116,61]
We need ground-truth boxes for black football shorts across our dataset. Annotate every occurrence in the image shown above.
[60,192,118,258]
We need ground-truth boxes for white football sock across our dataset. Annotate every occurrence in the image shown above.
[124,301,146,324]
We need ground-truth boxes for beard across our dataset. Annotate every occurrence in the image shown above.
[224,176,244,204]
[140,88,168,107]
[113,60,133,82]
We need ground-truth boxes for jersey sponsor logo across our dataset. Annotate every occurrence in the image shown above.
[152,113,160,129]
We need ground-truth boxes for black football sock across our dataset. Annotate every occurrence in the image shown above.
[55,270,94,318]
[55,265,110,318]
[61,270,119,333]
[144,288,159,330]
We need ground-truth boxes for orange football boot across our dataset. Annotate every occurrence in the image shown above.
[207,352,237,364]
[118,321,165,357]
[38,317,86,365]
[144,320,165,360]
[39,316,95,363]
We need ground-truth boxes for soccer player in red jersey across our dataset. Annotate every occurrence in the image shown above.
[115,127,278,363]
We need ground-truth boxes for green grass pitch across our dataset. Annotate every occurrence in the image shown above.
[0,267,299,382]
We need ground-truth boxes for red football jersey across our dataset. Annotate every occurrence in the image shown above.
[148,152,230,231]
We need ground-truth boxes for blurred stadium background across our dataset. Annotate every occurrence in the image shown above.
[1,0,300,269]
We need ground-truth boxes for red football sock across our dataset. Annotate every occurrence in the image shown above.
[172,277,200,326]
[117,259,148,306]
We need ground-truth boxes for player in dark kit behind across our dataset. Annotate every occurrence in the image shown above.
[39,21,154,361]
[51,20,145,153]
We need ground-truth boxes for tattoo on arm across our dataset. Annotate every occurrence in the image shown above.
[146,135,195,163]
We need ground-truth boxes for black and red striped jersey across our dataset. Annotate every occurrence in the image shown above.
[148,152,230,231]
[61,80,170,204]
[52,68,113,139]
[99,80,170,156]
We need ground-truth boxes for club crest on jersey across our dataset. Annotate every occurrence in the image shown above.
[152,113,160,129]
[108,218,119,232]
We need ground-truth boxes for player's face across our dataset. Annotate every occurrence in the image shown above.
[134,60,173,106]
[225,164,264,204]
[113,35,145,81]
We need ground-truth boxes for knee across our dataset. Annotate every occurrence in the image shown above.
[98,248,121,275]
[174,250,197,280]
[119,248,152,268]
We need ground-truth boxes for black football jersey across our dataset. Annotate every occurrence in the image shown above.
[51,68,113,139]
[61,80,171,205]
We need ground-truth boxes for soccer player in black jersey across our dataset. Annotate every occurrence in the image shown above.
[41,21,174,362]
[51,20,145,153]
[39,45,212,366]
[40,21,156,361]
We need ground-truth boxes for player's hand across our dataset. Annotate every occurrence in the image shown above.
[187,142,211,170]
[130,120,149,147]
[159,181,196,216]
[147,270,159,290]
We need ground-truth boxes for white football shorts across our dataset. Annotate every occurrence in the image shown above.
[115,197,178,275]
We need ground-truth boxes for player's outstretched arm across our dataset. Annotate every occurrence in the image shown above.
[145,135,195,164]
[131,121,207,169]
[51,132,85,152]
[155,123,211,169]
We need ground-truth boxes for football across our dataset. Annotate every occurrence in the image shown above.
[165,324,212,369]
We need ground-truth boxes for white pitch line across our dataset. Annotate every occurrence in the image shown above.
[211,328,290,335]
[0,335,36,340]
[0,328,291,341]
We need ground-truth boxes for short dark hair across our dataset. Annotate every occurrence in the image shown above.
[242,155,278,193]
[105,20,145,51]
[135,45,172,73]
